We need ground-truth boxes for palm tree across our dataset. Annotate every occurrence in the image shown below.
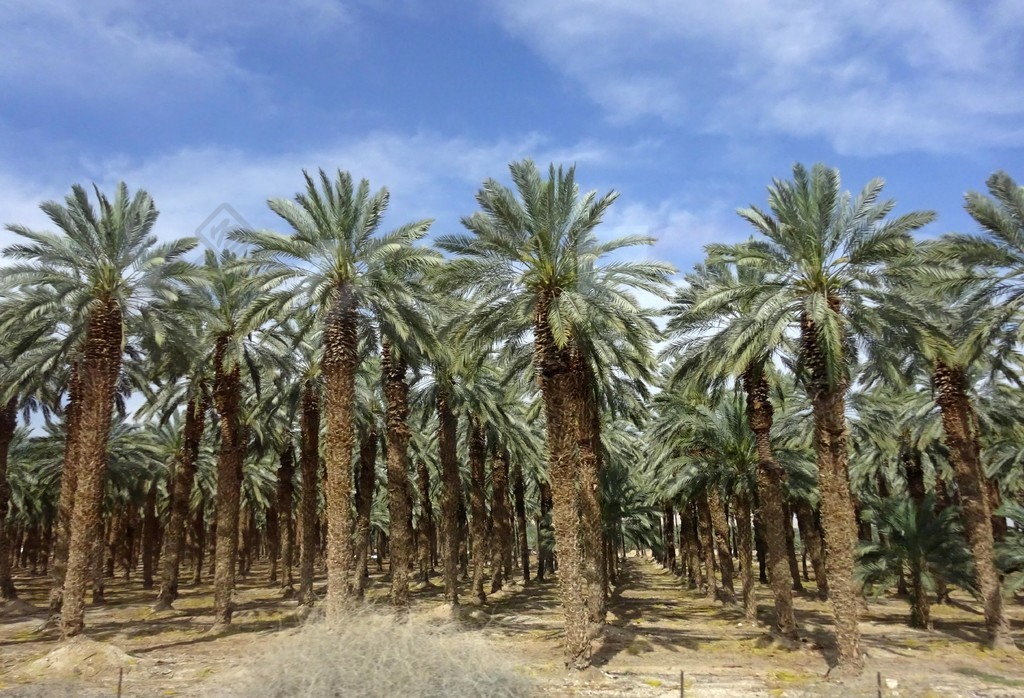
[233,169,436,617]
[136,316,212,611]
[664,261,799,636]
[188,250,285,625]
[904,170,1024,648]
[0,318,55,602]
[438,160,673,669]
[869,281,1017,648]
[3,183,196,637]
[711,163,936,672]
[380,340,416,608]
[857,494,974,629]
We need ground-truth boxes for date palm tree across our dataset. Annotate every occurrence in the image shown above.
[189,250,286,625]
[710,163,935,673]
[664,261,799,637]
[868,279,1017,648]
[135,312,211,611]
[232,169,437,618]
[2,183,196,637]
[438,160,673,669]
[858,494,975,630]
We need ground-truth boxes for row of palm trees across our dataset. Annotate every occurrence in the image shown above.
[0,161,1021,676]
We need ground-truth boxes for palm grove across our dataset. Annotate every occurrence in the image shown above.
[0,161,1022,676]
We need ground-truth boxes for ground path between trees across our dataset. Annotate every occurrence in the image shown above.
[0,556,1022,696]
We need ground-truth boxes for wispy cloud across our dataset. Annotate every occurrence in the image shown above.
[0,131,621,251]
[0,0,352,106]
[489,0,1024,154]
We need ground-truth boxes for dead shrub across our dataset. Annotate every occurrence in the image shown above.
[224,609,533,697]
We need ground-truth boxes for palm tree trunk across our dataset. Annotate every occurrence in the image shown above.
[415,459,434,583]
[274,445,296,591]
[662,503,676,572]
[353,428,377,598]
[50,362,82,614]
[0,399,18,601]
[933,360,1012,648]
[801,311,863,671]
[156,392,207,610]
[680,503,701,589]
[735,494,756,621]
[784,502,804,592]
[437,383,461,605]
[467,416,488,603]
[696,494,718,600]
[382,343,414,609]
[212,338,244,627]
[512,459,529,584]
[489,446,512,593]
[794,499,828,600]
[297,379,320,606]
[535,302,589,669]
[321,298,359,616]
[61,299,123,638]
[141,482,159,590]
[192,505,206,585]
[707,489,735,596]
[575,362,607,627]
[901,444,926,505]
[743,369,797,639]
[908,563,930,630]
[536,479,553,582]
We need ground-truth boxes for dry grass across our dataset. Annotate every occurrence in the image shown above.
[222,608,533,698]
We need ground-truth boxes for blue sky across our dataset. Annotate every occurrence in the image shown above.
[2,0,1023,285]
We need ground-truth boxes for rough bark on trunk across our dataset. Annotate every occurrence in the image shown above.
[708,489,735,596]
[933,360,1012,648]
[512,460,530,584]
[662,503,676,572]
[736,494,756,621]
[60,300,122,638]
[801,310,862,671]
[321,296,358,617]
[415,458,434,583]
[537,480,553,582]
[908,564,931,630]
[353,428,377,598]
[50,363,82,613]
[192,506,206,585]
[212,337,245,626]
[535,299,589,669]
[0,399,18,600]
[696,494,718,600]
[794,499,828,600]
[680,503,701,590]
[156,391,207,610]
[276,445,296,593]
[297,379,321,606]
[436,382,461,606]
[575,361,607,627]
[467,416,489,602]
[382,343,413,609]
[489,446,512,593]
[743,369,797,639]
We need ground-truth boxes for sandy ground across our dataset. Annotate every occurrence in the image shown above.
[1,556,1023,697]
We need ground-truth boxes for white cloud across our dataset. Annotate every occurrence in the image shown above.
[0,0,351,103]
[0,131,618,253]
[489,0,1024,154]
[601,200,746,272]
